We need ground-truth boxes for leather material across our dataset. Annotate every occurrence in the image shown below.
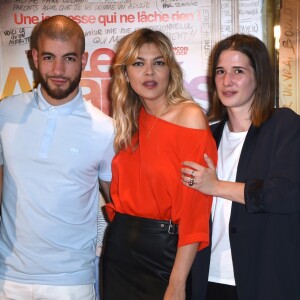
[102,213,179,300]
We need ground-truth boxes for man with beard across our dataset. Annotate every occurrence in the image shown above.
[0,15,114,300]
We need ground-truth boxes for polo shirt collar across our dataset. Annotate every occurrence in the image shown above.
[35,84,82,116]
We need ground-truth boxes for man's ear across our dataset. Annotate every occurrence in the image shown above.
[31,48,39,69]
[81,51,89,71]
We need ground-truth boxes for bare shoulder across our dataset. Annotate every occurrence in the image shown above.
[169,102,208,129]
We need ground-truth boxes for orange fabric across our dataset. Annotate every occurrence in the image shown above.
[106,107,217,250]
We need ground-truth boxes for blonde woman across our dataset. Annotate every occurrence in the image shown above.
[102,28,217,300]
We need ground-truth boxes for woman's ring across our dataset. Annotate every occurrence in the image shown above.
[189,177,194,186]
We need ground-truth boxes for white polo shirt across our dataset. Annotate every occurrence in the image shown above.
[0,85,114,285]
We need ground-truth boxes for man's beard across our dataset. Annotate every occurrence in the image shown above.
[38,71,82,100]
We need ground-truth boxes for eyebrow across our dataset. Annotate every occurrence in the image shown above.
[136,55,164,61]
[41,51,79,57]
[216,66,247,69]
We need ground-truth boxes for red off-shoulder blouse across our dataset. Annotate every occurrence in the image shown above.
[106,107,217,250]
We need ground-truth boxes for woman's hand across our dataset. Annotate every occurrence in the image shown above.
[181,154,219,195]
[181,154,246,204]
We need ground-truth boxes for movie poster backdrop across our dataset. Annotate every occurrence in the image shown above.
[0,0,263,115]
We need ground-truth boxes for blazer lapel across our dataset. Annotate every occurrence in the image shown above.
[210,120,226,147]
[211,120,261,182]
[236,125,261,182]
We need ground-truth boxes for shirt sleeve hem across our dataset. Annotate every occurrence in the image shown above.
[178,232,210,251]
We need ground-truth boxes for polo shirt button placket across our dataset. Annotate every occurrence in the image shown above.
[38,107,58,159]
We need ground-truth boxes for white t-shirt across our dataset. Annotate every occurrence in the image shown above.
[208,122,247,286]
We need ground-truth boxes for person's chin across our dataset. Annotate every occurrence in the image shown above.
[49,85,70,98]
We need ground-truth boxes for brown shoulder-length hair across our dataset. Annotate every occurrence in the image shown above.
[208,33,275,127]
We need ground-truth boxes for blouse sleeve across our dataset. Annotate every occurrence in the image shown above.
[173,129,217,251]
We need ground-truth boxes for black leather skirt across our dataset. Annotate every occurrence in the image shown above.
[102,213,179,300]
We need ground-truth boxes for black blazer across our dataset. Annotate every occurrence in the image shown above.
[190,108,300,300]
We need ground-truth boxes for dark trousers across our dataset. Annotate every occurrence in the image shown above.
[206,282,238,300]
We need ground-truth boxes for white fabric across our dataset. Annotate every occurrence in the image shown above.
[96,193,108,256]
[0,86,115,285]
[0,279,95,300]
[208,122,247,286]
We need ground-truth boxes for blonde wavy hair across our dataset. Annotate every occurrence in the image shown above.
[110,28,193,153]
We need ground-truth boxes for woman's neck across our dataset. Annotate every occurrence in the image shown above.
[143,101,169,117]
[227,110,251,132]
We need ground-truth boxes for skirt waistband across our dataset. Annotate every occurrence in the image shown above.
[114,213,178,234]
